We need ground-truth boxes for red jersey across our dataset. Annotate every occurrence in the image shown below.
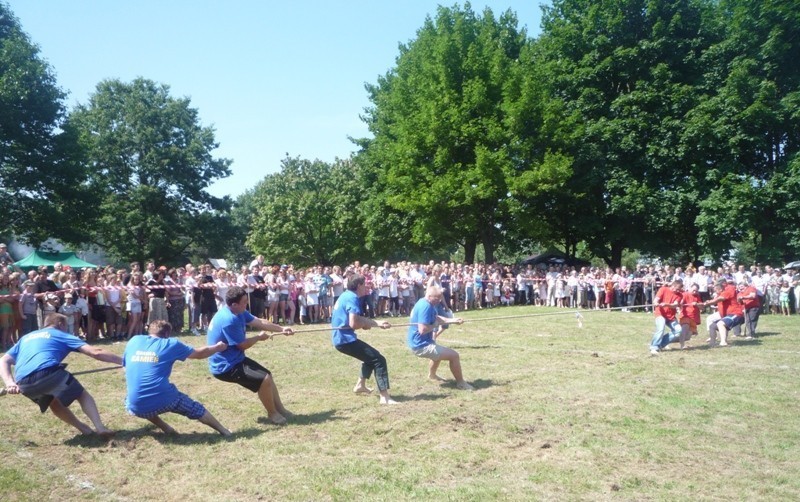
[681,291,702,324]
[655,286,682,321]
[737,286,760,310]
[718,284,736,317]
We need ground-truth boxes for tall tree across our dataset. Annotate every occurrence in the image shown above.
[693,0,800,262]
[67,78,232,264]
[533,0,720,266]
[0,3,91,246]
[359,4,527,263]
[246,156,368,266]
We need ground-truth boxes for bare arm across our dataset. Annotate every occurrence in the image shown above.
[236,331,274,351]
[0,353,19,393]
[78,345,123,366]
[248,317,294,337]
[188,341,228,360]
[349,312,389,331]
[437,315,463,325]
[417,321,436,336]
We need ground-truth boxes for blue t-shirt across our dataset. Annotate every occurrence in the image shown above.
[317,274,331,297]
[207,306,255,375]
[331,290,360,346]
[123,335,194,414]
[8,328,86,381]
[407,298,438,350]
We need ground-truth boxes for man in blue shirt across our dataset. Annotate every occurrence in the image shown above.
[408,285,473,390]
[0,313,122,437]
[124,320,231,436]
[331,274,395,405]
[207,286,294,424]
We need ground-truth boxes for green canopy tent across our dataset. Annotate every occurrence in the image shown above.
[14,250,99,272]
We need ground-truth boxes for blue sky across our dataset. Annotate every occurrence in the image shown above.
[8,1,544,199]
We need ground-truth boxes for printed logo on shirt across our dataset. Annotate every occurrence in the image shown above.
[130,351,159,363]
[22,332,51,343]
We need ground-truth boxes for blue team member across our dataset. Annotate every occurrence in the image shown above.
[331,274,396,405]
[0,313,122,437]
[124,320,231,436]
[407,285,473,390]
[207,286,294,424]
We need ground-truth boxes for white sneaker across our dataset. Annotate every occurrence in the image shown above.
[650,349,659,356]
[456,382,474,391]
[191,328,201,336]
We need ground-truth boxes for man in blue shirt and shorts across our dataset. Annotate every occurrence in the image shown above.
[0,313,122,437]
[408,285,473,390]
[124,320,231,436]
[207,286,294,424]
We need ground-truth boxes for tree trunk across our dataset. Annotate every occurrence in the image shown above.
[482,229,495,264]
[464,238,477,265]
[609,240,624,269]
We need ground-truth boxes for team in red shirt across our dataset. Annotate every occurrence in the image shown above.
[649,276,761,355]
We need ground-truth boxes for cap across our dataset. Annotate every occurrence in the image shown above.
[23,280,35,287]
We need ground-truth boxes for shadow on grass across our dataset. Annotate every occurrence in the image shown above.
[258,409,345,426]
[151,428,260,445]
[749,331,781,338]
[730,338,764,346]
[679,338,764,352]
[438,378,500,390]
[63,425,254,447]
[397,393,448,402]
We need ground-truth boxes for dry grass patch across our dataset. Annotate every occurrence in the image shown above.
[1,308,799,500]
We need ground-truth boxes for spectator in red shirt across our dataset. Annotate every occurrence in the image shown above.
[649,279,684,356]
[737,281,761,338]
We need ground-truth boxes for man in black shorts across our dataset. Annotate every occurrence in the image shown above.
[207,287,294,424]
[0,313,122,437]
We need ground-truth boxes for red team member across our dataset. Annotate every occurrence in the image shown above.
[649,279,684,355]
[679,283,702,349]
[737,281,761,338]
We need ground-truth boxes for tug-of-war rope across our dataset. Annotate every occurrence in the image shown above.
[2,303,673,396]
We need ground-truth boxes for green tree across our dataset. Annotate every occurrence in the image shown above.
[0,3,92,246]
[67,78,233,265]
[532,0,720,267]
[693,0,800,263]
[359,4,527,263]
[246,156,367,266]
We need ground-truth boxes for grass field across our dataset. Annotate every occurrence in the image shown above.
[1,307,799,501]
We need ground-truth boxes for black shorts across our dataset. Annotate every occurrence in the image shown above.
[91,305,107,322]
[200,299,218,316]
[212,357,270,393]
[18,365,85,413]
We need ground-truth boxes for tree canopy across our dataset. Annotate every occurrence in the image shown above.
[67,78,233,264]
[0,4,90,246]
[3,0,799,267]
[245,156,367,266]
[359,4,528,263]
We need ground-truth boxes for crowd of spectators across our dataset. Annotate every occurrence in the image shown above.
[1,244,798,350]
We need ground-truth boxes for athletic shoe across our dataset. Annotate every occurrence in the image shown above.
[650,349,659,356]
[456,382,474,391]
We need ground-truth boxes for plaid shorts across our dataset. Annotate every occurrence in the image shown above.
[129,392,206,420]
